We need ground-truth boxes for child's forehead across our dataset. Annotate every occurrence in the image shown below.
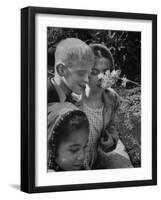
[61,129,89,145]
[67,59,93,70]
[94,57,111,69]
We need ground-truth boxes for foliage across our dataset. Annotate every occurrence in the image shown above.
[97,69,140,90]
[47,27,141,167]
[117,87,141,167]
[47,27,141,83]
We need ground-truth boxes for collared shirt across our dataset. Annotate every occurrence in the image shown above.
[48,77,80,104]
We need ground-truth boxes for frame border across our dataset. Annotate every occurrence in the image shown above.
[21,6,157,193]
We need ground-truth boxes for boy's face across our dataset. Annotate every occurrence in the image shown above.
[88,57,111,92]
[63,60,93,95]
[55,128,88,171]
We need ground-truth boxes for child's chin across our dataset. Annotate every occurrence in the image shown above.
[72,165,83,170]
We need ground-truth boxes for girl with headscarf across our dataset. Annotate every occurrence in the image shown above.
[48,102,90,171]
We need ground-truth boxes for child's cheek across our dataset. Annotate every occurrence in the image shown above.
[61,158,67,162]
[94,76,99,83]
[90,75,96,82]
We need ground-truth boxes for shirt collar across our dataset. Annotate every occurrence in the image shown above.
[51,78,66,103]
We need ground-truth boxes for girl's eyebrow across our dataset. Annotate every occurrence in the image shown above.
[103,67,110,72]
[92,68,100,72]
[69,144,81,148]
[104,68,109,71]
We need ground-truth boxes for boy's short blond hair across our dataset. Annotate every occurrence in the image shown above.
[55,38,94,69]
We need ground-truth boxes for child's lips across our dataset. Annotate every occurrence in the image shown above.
[73,163,82,168]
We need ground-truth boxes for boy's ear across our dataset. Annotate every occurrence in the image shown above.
[56,64,67,77]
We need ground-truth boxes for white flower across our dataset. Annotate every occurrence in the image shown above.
[111,69,121,79]
[105,70,111,76]
[97,73,104,80]
[98,70,115,89]
[121,75,128,87]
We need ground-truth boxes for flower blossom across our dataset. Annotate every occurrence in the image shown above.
[97,69,121,89]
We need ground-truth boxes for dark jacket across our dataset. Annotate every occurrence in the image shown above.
[48,78,60,103]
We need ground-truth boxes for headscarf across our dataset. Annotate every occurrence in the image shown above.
[48,102,80,141]
[47,102,89,171]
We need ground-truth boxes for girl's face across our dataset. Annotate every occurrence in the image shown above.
[55,128,88,171]
[88,57,111,92]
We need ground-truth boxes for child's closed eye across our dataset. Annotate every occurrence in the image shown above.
[68,148,80,153]
[91,68,100,75]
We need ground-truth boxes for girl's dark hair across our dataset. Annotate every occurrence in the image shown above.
[89,43,114,71]
[48,110,89,170]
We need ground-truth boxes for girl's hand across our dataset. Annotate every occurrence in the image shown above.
[99,132,116,153]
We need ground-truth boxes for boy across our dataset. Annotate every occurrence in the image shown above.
[48,38,95,103]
